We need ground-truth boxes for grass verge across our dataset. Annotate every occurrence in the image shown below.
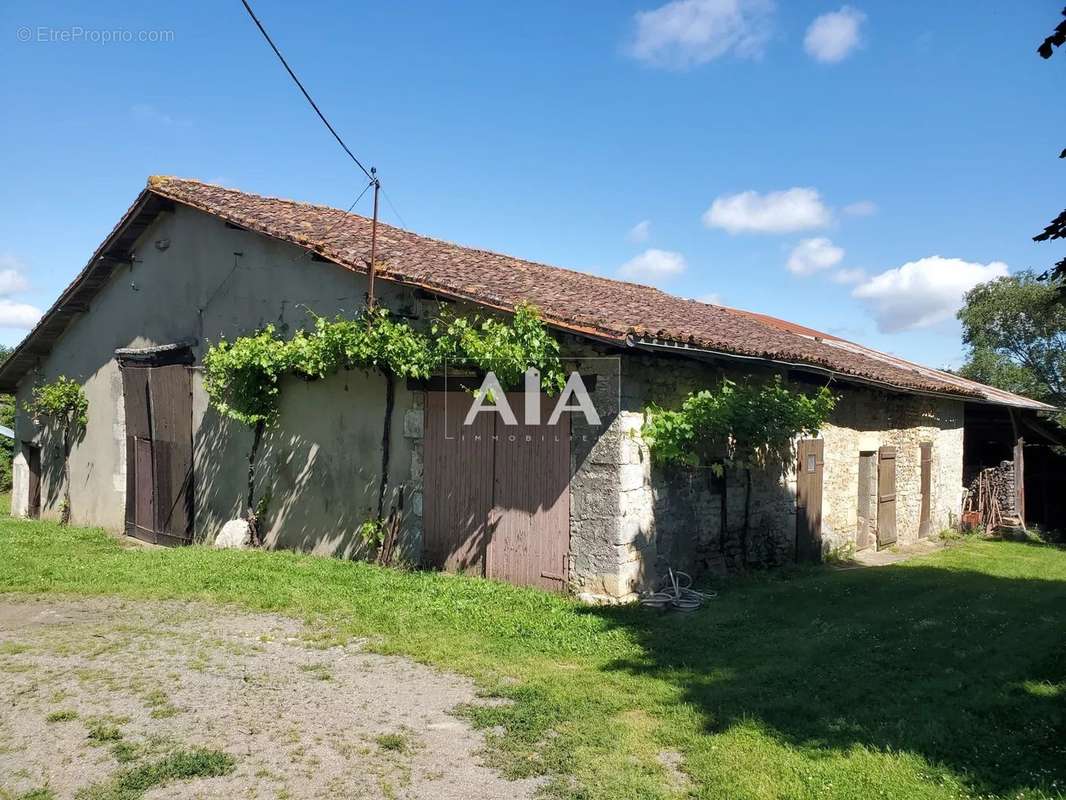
[74,748,234,800]
[1,515,1064,799]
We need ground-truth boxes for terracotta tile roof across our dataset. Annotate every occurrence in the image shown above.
[0,175,1054,412]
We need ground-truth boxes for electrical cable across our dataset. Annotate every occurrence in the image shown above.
[239,0,375,182]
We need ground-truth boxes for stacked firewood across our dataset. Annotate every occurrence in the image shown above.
[963,462,1017,530]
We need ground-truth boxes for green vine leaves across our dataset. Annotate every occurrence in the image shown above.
[203,302,566,428]
[641,376,836,474]
[30,376,89,432]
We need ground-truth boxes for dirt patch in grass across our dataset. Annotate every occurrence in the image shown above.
[0,597,540,799]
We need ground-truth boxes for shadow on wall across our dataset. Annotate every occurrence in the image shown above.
[583,555,1066,797]
[255,426,379,560]
[192,404,252,542]
[651,460,798,578]
[34,417,87,519]
[192,370,408,562]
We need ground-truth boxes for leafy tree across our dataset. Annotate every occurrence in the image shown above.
[957,271,1066,424]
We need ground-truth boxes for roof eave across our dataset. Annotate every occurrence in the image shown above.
[0,189,175,393]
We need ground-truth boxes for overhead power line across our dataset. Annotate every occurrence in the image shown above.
[239,0,375,182]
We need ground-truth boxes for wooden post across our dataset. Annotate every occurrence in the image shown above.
[367,170,380,311]
[1014,436,1026,528]
[1008,408,1026,528]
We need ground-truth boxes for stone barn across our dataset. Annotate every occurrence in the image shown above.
[0,177,1055,602]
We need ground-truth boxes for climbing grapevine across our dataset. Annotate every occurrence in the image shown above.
[29,375,89,524]
[203,302,565,429]
[642,375,836,564]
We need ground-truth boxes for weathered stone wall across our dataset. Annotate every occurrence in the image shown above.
[820,390,964,550]
[566,350,967,602]
[566,349,800,602]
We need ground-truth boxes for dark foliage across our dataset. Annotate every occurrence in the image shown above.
[1037,6,1066,58]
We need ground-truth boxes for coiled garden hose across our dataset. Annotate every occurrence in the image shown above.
[639,568,717,612]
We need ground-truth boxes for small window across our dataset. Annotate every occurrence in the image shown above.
[806,453,817,473]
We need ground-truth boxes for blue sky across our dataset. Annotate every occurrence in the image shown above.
[1,1,1063,368]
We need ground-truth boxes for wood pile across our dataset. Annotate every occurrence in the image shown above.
[963,462,1017,530]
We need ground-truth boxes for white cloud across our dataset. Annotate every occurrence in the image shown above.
[831,267,867,284]
[0,299,41,330]
[0,270,29,295]
[694,292,722,305]
[703,187,831,234]
[618,248,687,281]
[0,256,29,295]
[842,200,877,217]
[626,220,652,244]
[852,256,1008,333]
[628,0,774,69]
[787,237,844,275]
[804,6,866,63]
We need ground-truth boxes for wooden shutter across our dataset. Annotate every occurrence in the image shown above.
[856,452,875,550]
[877,446,897,547]
[796,439,824,562]
[919,442,932,538]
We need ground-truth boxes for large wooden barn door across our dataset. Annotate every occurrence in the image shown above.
[795,438,824,562]
[919,442,932,538]
[121,364,194,545]
[489,394,571,591]
[422,392,494,575]
[877,446,897,548]
[423,391,571,591]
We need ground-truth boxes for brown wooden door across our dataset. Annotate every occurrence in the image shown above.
[25,444,41,519]
[134,437,155,536]
[857,451,876,550]
[877,446,897,548]
[919,442,932,538]
[148,366,194,543]
[121,364,194,545]
[489,394,570,591]
[423,390,571,591]
[796,438,824,562]
[423,392,495,575]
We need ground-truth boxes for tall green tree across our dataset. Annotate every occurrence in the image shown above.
[957,271,1066,424]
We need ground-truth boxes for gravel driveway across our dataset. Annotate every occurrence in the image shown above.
[0,596,540,799]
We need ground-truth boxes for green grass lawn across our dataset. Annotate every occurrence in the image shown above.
[1,512,1064,800]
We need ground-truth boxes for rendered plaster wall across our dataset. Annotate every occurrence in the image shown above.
[12,203,423,557]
